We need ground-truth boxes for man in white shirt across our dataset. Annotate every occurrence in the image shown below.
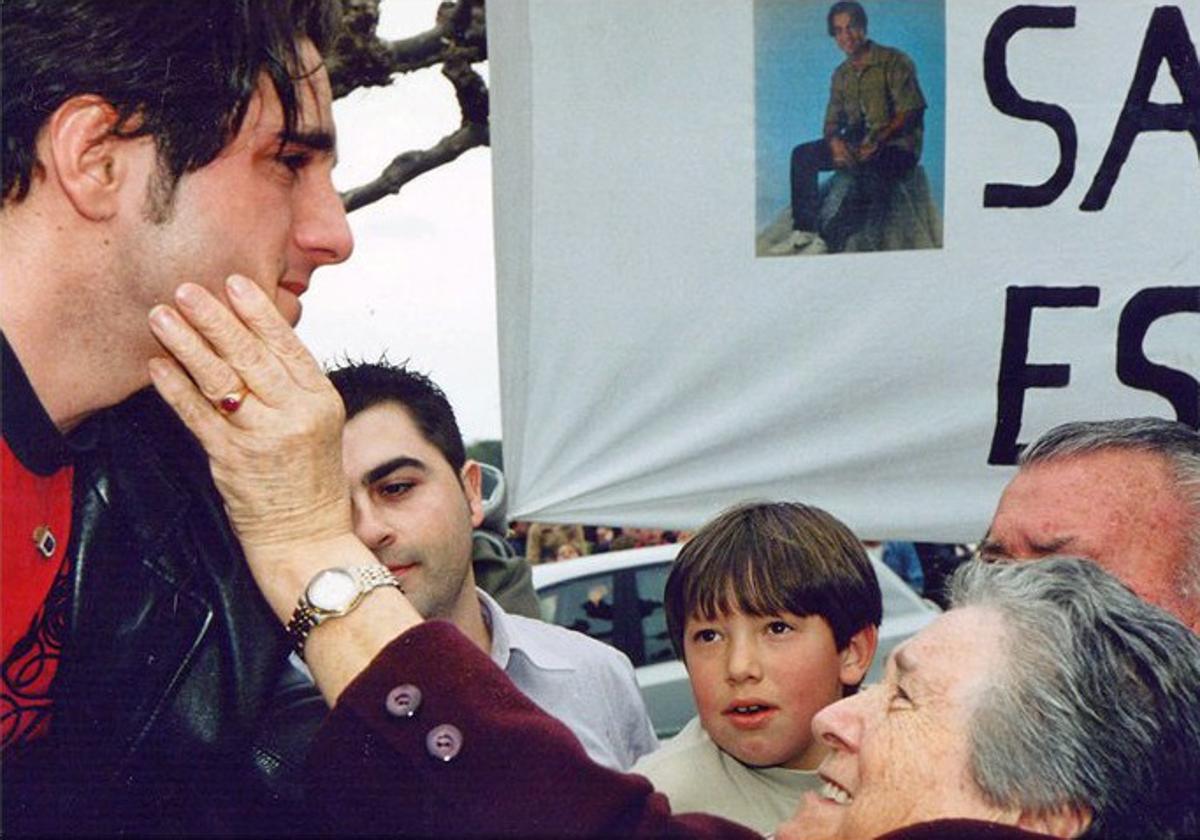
[328,360,658,770]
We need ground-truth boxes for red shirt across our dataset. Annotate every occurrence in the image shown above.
[2,337,75,750]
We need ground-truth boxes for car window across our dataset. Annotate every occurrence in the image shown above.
[635,562,675,666]
[538,572,616,647]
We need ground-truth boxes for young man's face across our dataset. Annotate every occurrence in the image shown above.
[830,12,867,58]
[123,37,352,333]
[782,608,1016,840]
[341,402,484,623]
[683,606,869,770]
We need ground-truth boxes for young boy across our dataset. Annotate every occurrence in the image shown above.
[632,501,882,834]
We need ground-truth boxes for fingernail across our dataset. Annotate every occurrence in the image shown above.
[227,274,252,298]
[175,283,202,308]
[149,304,178,333]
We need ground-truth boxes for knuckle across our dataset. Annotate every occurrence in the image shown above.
[229,339,270,372]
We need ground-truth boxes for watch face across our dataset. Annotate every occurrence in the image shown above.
[307,568,358,612]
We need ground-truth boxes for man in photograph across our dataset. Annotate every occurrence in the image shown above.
[771,1,927,255]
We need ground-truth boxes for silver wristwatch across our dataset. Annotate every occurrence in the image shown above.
[286,565,402,658]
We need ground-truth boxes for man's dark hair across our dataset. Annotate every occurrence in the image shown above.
[664,502,881,674]
[2,0,340,206]
[827,1,868,36]
[329,360,467,474]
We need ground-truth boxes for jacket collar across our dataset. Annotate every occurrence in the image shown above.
[2,332,73,475]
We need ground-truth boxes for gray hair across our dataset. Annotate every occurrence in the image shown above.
[1020,417,1200,602]
[949,557,1200,839]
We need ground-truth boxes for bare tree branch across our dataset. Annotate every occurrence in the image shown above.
[327,0,489,213]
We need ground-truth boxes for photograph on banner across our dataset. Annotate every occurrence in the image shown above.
[755,0,945,257]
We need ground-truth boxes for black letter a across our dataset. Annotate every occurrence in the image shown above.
[1081,6,1200,210]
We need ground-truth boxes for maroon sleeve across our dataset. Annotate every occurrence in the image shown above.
[878,819,1055,839]
[306,621,757,838]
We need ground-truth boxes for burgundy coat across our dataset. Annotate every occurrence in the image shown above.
[307,622,1053,839]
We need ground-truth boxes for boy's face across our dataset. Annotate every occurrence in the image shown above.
[684,608,861,770]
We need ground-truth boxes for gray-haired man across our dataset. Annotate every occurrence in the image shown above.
[980,417,1200,633]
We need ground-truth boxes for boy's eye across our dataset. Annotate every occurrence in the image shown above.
[765,620,793,635]
[691,628,721,644]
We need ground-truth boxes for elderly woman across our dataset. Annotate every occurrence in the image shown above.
[148,279,1200,839]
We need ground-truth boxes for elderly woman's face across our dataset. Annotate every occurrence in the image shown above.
[779,608,1018,840]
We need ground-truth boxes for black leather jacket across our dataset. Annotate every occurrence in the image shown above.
[4,385,309,836]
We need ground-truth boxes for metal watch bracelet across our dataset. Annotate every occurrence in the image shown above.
[286,565,402,659]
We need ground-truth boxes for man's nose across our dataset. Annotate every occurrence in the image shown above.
[351,500,395,551]
[296,174,354,267]
[725,637,763,683]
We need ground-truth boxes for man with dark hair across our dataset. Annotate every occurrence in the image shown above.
[331,359,540,618]
[771,0,927,255]
[980,417,1200,633]
[329,360,658,770]
[1,0,351,833]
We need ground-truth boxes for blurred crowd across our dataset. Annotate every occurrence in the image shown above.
[507,522,694,564]
[509,523,968,607]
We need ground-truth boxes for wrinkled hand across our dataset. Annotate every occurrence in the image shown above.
[147,276,350,552]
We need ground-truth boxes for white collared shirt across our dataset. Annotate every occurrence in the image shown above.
[478,588,659,770]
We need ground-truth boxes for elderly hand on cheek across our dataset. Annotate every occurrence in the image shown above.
[147,276,347,549]
[147,275,423,704]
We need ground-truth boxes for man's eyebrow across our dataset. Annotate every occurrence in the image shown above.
[976,533,1007,557]
[280,129,336,154]
[364,456,426,486]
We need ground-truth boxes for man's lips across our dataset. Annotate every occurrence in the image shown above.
[385,563,417,576]
[278,280,308,298]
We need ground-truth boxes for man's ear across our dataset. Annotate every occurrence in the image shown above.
[1017,805,1092,838]
[460,460,485,527]
[43,95,138,221]
[838,623,879,686]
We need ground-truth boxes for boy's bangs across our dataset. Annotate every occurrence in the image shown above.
[690,551,810,622]
[665,501,883,657]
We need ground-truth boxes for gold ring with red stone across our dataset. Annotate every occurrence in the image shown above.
[216,389,248,415]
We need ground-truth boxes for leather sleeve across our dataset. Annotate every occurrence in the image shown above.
[306,621,756,838]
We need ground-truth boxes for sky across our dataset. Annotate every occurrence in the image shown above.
[297,0,502,443]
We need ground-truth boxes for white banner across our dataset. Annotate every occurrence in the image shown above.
[489,0,1200,540]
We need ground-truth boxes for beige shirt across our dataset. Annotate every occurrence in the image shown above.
[632,716,822,836]
[825,41,926,158]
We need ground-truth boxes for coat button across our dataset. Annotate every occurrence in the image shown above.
[425,724,463,762]
[385,684,422,718]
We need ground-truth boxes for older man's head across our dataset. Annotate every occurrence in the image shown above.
[981,418,1200,632]
[781,557,1200,840]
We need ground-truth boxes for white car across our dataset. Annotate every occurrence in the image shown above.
[532,543,939,738]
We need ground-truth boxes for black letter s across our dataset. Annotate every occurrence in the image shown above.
[983,6,1078,208]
